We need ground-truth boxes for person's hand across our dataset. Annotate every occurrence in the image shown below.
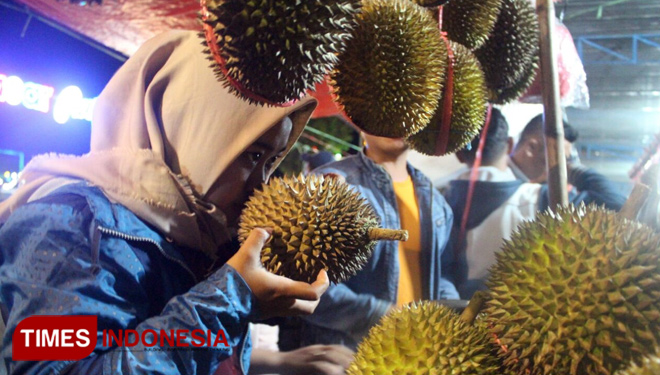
[227,228,329,319]
[276,345,355,375]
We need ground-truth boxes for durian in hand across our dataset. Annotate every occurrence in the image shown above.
[201,0,361,104]
[485,204,660,375]
[617,353,660,375]
[331,0,446,138]
[474,0,539,103]
[441,0,503,50]
[406,41,487,156]
[348,301,501,375]
[238,174,408,284]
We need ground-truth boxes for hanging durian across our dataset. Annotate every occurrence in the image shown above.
[406,41,487,156]
[486,204,660,375]
[490,58,538,104]
[348,301,502,375]
[617,353,660,375]
[475,0,539,102]
[331,0,446,138]
[238,174,408,284]
[201,0,361,104]
[441,0,503,50]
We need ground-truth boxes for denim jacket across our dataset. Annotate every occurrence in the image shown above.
[0,183,253,375]
[298,152,458,349]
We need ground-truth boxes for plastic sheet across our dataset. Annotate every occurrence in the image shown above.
[519,18,590,108]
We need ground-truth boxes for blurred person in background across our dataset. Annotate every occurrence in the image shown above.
[443,108,541,299]
[509,113,625,211]
[302,150,336,175]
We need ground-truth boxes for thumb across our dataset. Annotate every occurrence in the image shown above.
[228,228,271,270]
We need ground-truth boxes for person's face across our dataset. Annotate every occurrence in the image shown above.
[512,134,546,181]
[206,116,293,228]
[513,135,574,182]
[362,133,408,156]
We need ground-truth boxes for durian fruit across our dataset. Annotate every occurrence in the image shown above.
[474,0,539,103]
[617,353,660,375]
[348,301,501,375]
[489,58,538,104]
[441,0,503,50]
[406,41,487,156]
[202,0,361,104]
[238,174,408,284]
[331,0,446,138]
[486,204,660,375]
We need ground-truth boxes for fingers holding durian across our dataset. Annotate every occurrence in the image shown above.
[227,228,330,319]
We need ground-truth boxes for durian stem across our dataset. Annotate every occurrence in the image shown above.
[620,183,650,220]
[460,291,485,325]
[368,228,408,242]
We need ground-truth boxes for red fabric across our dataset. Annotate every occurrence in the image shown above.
[214,351,243,375]
[307,78,355,125]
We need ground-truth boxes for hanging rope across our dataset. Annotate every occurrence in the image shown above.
[455,105,493,257]
[434,6,456,156]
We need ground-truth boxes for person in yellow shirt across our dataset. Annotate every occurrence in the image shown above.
[284,133,458,350]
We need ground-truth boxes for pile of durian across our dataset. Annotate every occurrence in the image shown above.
[201,0,539,151]
[332,0,540,154]
[349,203,660,375]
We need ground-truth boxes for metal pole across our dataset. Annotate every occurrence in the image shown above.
[537,0,568,208]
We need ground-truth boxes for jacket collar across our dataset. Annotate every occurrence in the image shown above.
[356,150,431,189]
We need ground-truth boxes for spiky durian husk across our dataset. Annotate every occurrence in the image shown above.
[489,57,538,104]
[348,301,501,375]
[331,0,446,138]
[486,204,660,375]
[617,353,660,375]
[238,174,379,284]
[406,41,487,156]
[442,0,503,50]
[202,0,361,104]
[475,0,539,94]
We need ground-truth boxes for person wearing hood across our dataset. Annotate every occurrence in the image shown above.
[443,108,541,300]
[0,30,330,375]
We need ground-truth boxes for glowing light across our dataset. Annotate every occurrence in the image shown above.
[0,73,95,124]
[0,74,54,112]
[53,86,83,124]
[334,153,342,161]
[1,171,19,191]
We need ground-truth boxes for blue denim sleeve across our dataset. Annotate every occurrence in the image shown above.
[302,283,390,343]
[0,202,254,375]
[435,195,460,300]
